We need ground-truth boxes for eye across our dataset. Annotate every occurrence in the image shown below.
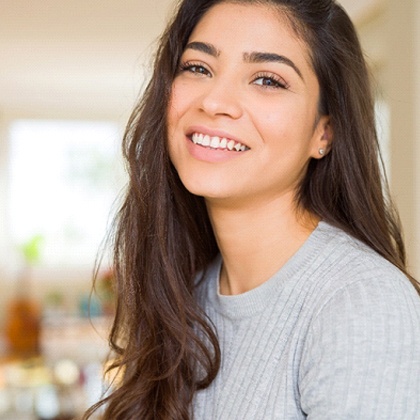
[253,73,288,89]
[179,61,212,77]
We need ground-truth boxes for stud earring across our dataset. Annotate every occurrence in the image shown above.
[319,148,325,156]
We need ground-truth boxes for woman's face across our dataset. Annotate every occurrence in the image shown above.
[167,2,329,208]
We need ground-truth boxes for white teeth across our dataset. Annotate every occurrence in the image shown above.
[192,133,202,144]
[210,136,220,148]
[191,133,249,152]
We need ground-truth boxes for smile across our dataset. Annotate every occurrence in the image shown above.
[191,133,250,152]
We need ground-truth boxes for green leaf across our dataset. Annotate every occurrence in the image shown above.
[21,235,44,265]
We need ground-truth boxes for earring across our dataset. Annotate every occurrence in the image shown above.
[318,148,325,156]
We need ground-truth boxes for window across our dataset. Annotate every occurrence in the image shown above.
[7,120,124,268]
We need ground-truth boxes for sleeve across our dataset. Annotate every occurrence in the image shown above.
[299,271,420,420]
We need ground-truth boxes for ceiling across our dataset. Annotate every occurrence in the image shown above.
[0,0,381,118]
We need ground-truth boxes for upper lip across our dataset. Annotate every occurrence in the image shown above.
[186,125,250,148]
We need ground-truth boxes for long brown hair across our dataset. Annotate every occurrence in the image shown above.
[84,0,419,418]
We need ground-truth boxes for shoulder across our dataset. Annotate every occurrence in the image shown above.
[298,224,420,418]
[302,222,420,360]
[307,222,419,314]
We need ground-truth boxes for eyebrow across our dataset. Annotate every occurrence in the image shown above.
[185,41,220,57]
[244,51,303,81]
[184,41,304,81]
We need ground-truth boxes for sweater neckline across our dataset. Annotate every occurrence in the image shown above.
[206,221,336,319]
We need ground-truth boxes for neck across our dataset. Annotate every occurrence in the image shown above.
[206,194,319,295]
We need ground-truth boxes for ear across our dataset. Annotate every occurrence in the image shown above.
[311,115,333,159]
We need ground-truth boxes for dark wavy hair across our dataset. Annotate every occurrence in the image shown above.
[84,0,419,418]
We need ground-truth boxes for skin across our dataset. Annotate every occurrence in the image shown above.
[167,2,332,295]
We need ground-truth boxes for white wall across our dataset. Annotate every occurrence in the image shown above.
[356,2,420,278]
[384,0,420,277]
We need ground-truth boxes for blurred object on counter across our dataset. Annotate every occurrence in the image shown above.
[42,292,67,320]
[79,267,116,319]
[95,268,116,316]
[4,298,41,358]
[0,356,103,419]
[4,236,44,358]
[79,294,102,319]
[0,313,111,419]
[40,315,110,366]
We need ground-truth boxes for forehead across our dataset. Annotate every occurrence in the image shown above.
[188,2,312,66]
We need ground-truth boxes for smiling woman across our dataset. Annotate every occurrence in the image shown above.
[168,3,328,214]
[84,0,420,419]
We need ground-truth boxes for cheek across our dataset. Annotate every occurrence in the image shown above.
[253,107,292,143]
[167,80,192,127]
[167,86,188,166]
[256,100,315,143]
[250,98,295,130]
[167,89,179,133]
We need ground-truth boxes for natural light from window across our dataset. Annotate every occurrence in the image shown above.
[8,120,123,268]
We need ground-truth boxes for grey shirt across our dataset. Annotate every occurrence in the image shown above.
[193,222,420,419]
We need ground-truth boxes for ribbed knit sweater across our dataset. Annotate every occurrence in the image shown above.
[193,222,420,419]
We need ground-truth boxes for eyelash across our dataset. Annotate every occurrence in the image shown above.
[179,61,211,76]
[178,61,289,90]
[253,73,288,90]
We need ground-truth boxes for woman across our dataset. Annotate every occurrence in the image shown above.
[85,0,420,418]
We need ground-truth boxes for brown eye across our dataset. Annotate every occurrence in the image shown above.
[180,62,211,77]
[190,66,209,75]
[253,74,288,89]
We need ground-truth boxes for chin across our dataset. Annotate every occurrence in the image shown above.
[179,176,231,200]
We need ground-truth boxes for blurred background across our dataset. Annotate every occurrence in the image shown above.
[0,0,418,418]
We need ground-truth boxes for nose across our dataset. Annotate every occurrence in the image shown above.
[199,78,243,119]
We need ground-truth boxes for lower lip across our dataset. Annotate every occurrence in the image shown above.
[186,138,248,163]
